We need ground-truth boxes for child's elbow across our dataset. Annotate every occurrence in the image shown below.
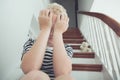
[20,63,39,74]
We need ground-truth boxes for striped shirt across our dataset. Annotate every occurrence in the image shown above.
[21,38,73,80]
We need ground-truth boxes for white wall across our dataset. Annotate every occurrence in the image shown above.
[77,0,94,28]
[0,0,51,80]
[78,0,94,11]
[90,0,120,22]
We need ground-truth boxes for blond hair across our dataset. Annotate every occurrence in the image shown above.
[47,3,68,16]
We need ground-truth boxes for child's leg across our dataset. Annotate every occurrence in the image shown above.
[20,70,50,80]
[55,74,75,80]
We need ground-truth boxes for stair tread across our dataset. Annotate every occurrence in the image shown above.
[71,71,103,80]
[72,58,99,64]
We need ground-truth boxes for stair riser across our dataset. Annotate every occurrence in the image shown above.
[64,40,86,44]
[72,64,102,72]
[73,54,94,58]
[72,68,102,72]
[72,46,80,49]
[73,52,95,58]
[63,36,83,39]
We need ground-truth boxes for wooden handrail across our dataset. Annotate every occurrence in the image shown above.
[78,11,120,37]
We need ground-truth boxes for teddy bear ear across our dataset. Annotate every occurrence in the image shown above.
[81,42,86,46]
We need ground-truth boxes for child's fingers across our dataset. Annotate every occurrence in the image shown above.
[49,11,53,18]
[45,9,50,16]
[57,14,61,21]
[60,14,65,20]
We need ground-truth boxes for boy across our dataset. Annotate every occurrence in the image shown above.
[20,3,74,80]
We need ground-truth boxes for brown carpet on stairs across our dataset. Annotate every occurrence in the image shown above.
[64,28,102,72]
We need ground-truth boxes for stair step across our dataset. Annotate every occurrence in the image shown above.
[72,58,98,64]
[72,64,102,71]
[65,28,103,75]
[65,28,80,32]
[63,36,83,39]
[64,39,86,43]
[67,43,81,45]
[63,34,81,36]
[63,32,82,35]
[71,45,80,49]
[73,49,81,53]
[73,52,95,58]
[64,32,81,35]
[71,71,103,80]
[65,29,80,32]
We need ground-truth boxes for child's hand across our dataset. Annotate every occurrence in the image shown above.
[54,14,69,34]
[38,9,53,31]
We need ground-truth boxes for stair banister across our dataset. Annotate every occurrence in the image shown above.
[78,11,120,37]
[78,11,120,80]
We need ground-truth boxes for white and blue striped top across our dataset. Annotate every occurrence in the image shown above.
[21,38,73,80]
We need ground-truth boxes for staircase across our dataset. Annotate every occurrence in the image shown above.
[63,28,104,80]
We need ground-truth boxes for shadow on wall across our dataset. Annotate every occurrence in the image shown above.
[28,15,40,39]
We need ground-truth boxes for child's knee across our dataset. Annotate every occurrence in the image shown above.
[20,70,50,80]
[55,74,75,80]
[37,70,50,80]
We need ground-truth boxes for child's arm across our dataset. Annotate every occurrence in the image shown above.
[53,14,72,77]
[21,9,52,74]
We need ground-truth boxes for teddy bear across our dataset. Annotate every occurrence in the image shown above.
[80,42,92,52]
